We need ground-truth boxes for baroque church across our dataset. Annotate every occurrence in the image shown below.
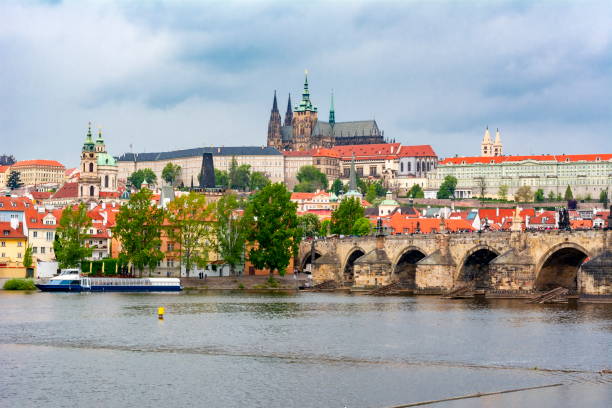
[79,123,118,200]
[267,72,388,151]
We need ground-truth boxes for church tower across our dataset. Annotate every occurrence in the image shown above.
[95,129,118,194]
[493,128,503,156]
[481,126,493,157]
[79,123,101,199]
[329,91,335,125]
[292,70,318,151]
[284,93,293,126]
[266,91,282,150]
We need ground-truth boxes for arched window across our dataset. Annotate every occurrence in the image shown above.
[400,162,404,172]
[417,162,421,172]
[407,162,411,172]
[83,163,85,172]
[104,175,109,188]
[80,186,83,196]
[89,163,94,172]
[89,186,95,196]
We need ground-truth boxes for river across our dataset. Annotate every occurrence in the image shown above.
[0,291,610,407]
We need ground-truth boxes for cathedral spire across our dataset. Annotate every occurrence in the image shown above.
[284,93,293,126]
[271,90,279,113]
[267,90,282,148]
[295,69,317,112]
[329,90,335,125]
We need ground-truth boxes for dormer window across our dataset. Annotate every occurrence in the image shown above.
[565,158,570,162]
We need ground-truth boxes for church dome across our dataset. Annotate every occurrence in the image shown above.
[97,153,117,166]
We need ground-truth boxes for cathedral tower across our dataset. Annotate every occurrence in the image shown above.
[284,93,293,126]
[493,128,503,156]
[266,91,282,150]
[292,70,318,151]
[481,126,493,157]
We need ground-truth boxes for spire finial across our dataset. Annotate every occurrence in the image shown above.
[271,90,279,112]
[329,90,335,125]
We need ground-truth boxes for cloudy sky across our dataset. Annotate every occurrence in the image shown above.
[1,0,611,167]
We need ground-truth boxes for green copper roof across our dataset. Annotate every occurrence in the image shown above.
[95,129,105,144]
[97,153,117,166]
[329,91,335,125]
[83,123,95,151]
[294,71,317,112]
[380,199,399,206]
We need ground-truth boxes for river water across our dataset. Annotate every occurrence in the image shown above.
[0,291,610,408]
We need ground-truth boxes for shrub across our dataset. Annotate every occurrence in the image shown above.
[237,283,245,290]
[267,277,279,288]
[3,278,37,290]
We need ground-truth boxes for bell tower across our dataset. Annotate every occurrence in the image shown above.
[292,70,318,151]
[79,123,101,199]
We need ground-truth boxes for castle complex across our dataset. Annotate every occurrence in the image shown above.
[267,72,387,151]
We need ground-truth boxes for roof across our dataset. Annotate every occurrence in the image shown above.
[382,214,475,234]
[283,148,340,158]
[51,182,79,199]
[0,222,26,238]
[12,159,65,168]
[281,120,382,141]
[399,145,437,157]
[25,208,62,229]
[0,165,9,173]
[117,146,282,162]
[97,153,117,166]
[30,191,52,200]
[440,154,612,165]
[332,143,401,160]
[0,196,34,211]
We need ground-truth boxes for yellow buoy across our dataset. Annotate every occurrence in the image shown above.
[157,307,165,320]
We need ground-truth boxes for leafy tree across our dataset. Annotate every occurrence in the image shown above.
[0,154,16,166]
[113,188,164,276]
[23,246,33,269]
[407,184,424,198]
[320,219,331,237]
[249,171,270,191]
[167,192,214,277]
[600,189,609,208]
[437,176,458,199]
[351,217,372,236]
[564,185,573,201]
[161,163,181,186]
[7,170,23,189]
[365,183,377,204]
[298,213,321,238]
[498,185,509,201]
[356,178,368,195]
[534,188,545,203]
[331,179,344,195]
[215,169,229,188]
[331,197,364,235]
[514,185,533,202]
[244,183,301,276]
[296,165,328,190]
[215,193,248,276]
[54,203,93,268]
[128,168,157,189]
[227,157,251,190]
[585,193,592,201]
[548,190,556,201]
[556,192,563,201]
[294,181,317,193]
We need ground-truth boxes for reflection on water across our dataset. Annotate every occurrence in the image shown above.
[0,292,611,408]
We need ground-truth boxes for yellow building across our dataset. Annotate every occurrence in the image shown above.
[11,159,66,187]
[0,220,28,278]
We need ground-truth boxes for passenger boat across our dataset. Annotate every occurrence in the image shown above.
[35,269,182,292]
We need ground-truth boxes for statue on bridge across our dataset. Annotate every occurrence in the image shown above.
[558,208,571,230]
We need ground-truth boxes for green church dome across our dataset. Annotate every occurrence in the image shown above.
[97,153,117,166]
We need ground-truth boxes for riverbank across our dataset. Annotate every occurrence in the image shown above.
[180,274,309,291]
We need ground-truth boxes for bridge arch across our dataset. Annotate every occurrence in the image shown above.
[535,242,590,291]
[343,247,366,284]
[300,251,322,274]
[392,247,427,289]
[457,245,500,289]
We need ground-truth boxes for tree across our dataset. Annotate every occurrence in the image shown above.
[244,183,301,276]
[215,193,248,276]
[331,197,364,235]
[227,157,251,190]
[320,219,331,237]
[161,163,181,186]
[54,203,93,268]
[352,217,372,236]
[534,188,545,203]
[498,185,509,201]
[167,192,214,277]
[293,181,317,193]
[331,179,344,195]
[365,183,377,204]
[0,154,16,165]
[564,185,573,201]
[113,188,164,276]
[215,169,229,188]
[407,184,424,198]
[296,165,328,191]
[556,192,563,201]
[128,168,157,189]
[23,246,33,269]
[7,170,22,189]
[474,177,487,198]
[514,185,533,202]
[437,176,458,199]
[249,171,270,191]
[298,213,321,238]
[548,190,556,201]
[600,189,609,208]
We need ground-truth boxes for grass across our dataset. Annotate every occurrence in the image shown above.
[3,278,37,291]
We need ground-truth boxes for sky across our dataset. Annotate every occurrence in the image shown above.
[1,0,612,167]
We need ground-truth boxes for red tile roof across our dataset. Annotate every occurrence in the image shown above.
[0,196,34,211]
[51,182,79,199]
[31,191,52,200]
[12,159,65,168]
[0,222,26,238]
[99,191,120,198]
[25,208,62,229]
[332,143,402,160]
[440,154,612,165]
[0,165,9,173]
[283,148,340,158]
[291,192,317,200]
[479,208,535,224]
[384,214,474,234]
[398,145,437,157]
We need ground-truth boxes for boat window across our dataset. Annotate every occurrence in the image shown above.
[71,280,81,284]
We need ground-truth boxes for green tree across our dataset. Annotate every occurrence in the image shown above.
[514,185,533,202]
[436,176,458,199]
[167,193,214,277]
[331,197,364,235]
[249,171,270,191]
[7,170,22,189]
[298,213,321,238]
[556,192,563,201]
[244,183,301,276]
[600,189,609,207]
[475,177,487,199]
[534,188,545,202]
[365,183,377,204]
[113,188,164,276]
[215,169,229,188]
[54,203,93,268]
[564,185,573,201]
[227,157,251,190]
[320,219,331,237]
[161,163,182,186]
[294,181,317,193]
[356,178,368,195]
[351,217,372,236]
[498,185,509,201]
[128,168,157,189]
[407,184,424,198]
[215,193,248,276]
[548,190,556,201]
[331,179,344,195]
[23,246,33,269]
[296,165,328,190]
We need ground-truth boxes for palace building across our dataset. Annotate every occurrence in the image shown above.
[267,72,387,151]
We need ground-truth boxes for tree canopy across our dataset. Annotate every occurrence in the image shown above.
[331,179,344,195]
[249,171,270,191]
[330,197,364,235]
[534,188,545,202]
[298,213,321,238]
[244,183,301,276]
[0,154,16,166]
[7,170,22,190]
[294,165,328,192]
[161,163,182,186]
[564,185,574,201]
[351,217,372,236]
[498,185,509,201]
[214,193,248,275]
[407,184,424,199]
[436,176,457,199]
[514,185,533,202]
[128,168,157,189]
[53,203,93,268]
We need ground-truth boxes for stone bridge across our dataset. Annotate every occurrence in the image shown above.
[299,229,612,295]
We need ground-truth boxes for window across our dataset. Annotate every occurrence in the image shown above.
[104,175,109,188]
[46,231,53,241]
[167,259,174,268]
[89,186,95,196]
[17,253,22,258]
[40,247,46,254]
[3,231,8,236]
[33,231,38,238]
[167,243,174,252]
[32,247,37,253]
[17,242,22,247]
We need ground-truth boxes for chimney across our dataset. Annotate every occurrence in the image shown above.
[496,207,499,217]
